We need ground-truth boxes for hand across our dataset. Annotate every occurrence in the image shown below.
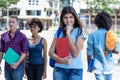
[42,71,47,79]
[11,63,19,69]
[66,25,73,36]
[104,51,109,56]
[23,74,27,79]
[61,56,71,65]
[23,71,27,79]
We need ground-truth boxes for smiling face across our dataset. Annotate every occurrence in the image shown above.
[62,13,75,27]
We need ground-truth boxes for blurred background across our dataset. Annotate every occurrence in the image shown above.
[0,0,120,33]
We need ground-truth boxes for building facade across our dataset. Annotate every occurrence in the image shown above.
[0,0,60,30]
[1,0,120,31]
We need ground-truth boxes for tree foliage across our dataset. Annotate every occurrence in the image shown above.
[86,0,117,13]
[0,0,19,9]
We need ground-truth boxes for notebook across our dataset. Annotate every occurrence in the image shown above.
[3,48,20,65]
[87,59,94,72]
[56,38,69,59]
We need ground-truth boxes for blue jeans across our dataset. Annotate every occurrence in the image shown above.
[53,67,83,80]
[4,64,24,80]
[95,73,112,80]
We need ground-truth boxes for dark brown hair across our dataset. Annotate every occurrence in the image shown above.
[60,6,83,37]
[29,18,43,32]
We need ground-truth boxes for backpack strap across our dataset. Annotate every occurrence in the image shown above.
[56,27,62,38]
[104,32,108,56]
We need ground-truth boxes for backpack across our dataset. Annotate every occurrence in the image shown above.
[49,27,62,68]
[105,31,120,53]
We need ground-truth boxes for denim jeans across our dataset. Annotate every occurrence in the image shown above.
[95,73,112,80]
[53,67,83,80]
[4,64,24,80]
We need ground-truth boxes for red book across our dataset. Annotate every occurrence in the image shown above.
[56,38,69,58]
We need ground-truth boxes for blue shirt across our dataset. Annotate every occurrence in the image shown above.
[54,27,86,69]
[87,28,114,73]
[27,38,44,64]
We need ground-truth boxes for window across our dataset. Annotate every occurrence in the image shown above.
[49,1,52,7]
[47,10,52,17]
[29,0,31,5]
[26,10,41,16]
[36,0,38,5]
[28,0,39,5]
[3,11,7,16]
[3,10,20,16]
[9,10,20,16]
[36,10,40,15]
[60,0,70,11]
[32,0,35,5]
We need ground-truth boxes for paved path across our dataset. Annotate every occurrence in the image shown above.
[0,29,120,80]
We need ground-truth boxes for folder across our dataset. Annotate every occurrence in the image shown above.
[3,48,20,65]
[87,59,94,72]
[56,38,69,58]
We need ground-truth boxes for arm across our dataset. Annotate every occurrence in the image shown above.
[67,35,84,58]
[112,40,120,54]
[0,52,4,74]
[42,38,47,79]
[0,38,4,74]
[87,55,93,72]
[87,55,92,65]
[66,26,85,58]
[87,34,94,72]
[23,52,29,78]
[0,52,4,65]
[49,38,70,64]
[11,53,27,69]
[11,35,28,69]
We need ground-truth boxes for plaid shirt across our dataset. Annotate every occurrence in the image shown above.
[0,30,28,68]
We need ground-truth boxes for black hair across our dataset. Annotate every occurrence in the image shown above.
[29,18,43,32]
[94,11,112,30]
[60,6,83,37]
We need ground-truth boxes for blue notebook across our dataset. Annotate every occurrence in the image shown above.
[87,59,94,72]
[3,48,20,65]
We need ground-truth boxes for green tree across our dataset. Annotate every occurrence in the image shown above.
[86,0,118,32]
[86,0,117,13]
[0,0,19,9]
[0,0,19,29]
[0,0,20,18]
